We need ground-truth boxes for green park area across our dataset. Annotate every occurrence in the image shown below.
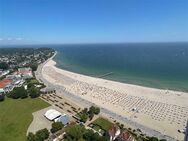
[92,117,113,130]
[0,98,50,141]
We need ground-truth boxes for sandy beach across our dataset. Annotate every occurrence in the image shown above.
[40,55,188,140]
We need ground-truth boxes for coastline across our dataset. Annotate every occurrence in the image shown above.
[53,44,188,92]
[39,51,188,140]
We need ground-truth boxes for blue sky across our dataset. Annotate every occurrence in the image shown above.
[0,0,188,44]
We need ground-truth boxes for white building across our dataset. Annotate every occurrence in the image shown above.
[44,109,62,121]
[0,88,5,94]
[54,114,69,125]
[0,70,10,77]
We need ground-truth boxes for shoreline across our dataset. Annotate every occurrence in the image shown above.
[55,61,188,93]
[53,49,188,93]
[38,51,188,140]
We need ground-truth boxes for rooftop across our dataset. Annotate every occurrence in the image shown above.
[44,109,62,121]
[0,79,12,88]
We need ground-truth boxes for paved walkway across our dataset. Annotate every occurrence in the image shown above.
[85,115,99,126]
[27,106,53,134]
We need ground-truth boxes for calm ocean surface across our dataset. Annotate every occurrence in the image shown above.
[52,43,188,91]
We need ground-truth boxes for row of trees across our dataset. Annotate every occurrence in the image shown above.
[79,106,100,123]
[64,124,108,141]
[7,86,40,99]
[27,128,49,141]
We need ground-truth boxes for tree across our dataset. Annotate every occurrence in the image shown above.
[79,113,88,123]
[35,128,49,141]
[83,129,94,141]
[89,106,95,113]
[50,122,64,133]
[160,139,167,141]
[78,139,85,141]
[82,108,88,113]
[65,124,85,140]
[149,137,159,141]
[30,63,38,71]
[28,83,34,89]
[89,106,100,115]
[94,107,100,115]
[89,112,94,121]
[83,129,108,141]
[21,90,28,99]
[29,87,40,98]
[99,136,109,141]
[0,62,9,70]
[7,86,28,99]
[0,94,5,101]
[27,132,38,141]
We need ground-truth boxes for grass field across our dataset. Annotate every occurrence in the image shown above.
[0,97,50,141]
[28,79,39,84]
[92,117,113,130]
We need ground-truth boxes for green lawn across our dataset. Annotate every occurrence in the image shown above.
[28,79,39,84]
[0,97,50,141]
[92,117,113,130]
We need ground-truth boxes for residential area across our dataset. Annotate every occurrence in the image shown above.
[0,48,54,72]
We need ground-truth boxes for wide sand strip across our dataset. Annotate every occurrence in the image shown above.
[42,58,188,140]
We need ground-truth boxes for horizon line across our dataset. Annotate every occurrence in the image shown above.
[0,41,188,47]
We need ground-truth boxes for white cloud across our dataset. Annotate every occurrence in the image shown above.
[0,38,3,41]
[7,37,12,40]
[15,37,23,40]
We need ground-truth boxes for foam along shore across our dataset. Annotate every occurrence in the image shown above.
[42,57,188,140]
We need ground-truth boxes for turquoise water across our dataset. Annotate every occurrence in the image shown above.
[53,43,188,92]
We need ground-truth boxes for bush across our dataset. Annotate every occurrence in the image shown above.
[120,124,124,129]
[50,122,64,133]
[128,127,132,131]
[0,94,5,102]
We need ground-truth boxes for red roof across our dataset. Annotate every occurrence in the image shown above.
[19,70,31,74]
[118,130,132,141]
[108,125,119,138]
[0,79,12,88]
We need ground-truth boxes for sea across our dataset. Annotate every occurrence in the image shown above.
[52,42,188,92]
